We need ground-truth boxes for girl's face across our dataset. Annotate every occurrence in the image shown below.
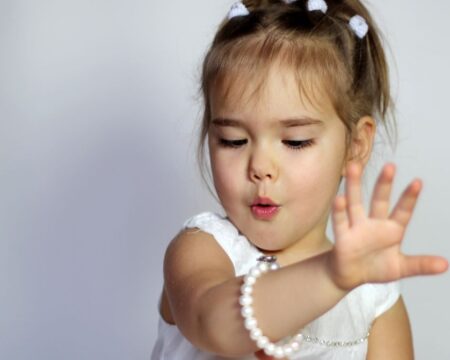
[208,63,349,257]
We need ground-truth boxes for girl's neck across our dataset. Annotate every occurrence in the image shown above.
[258,236,334,267]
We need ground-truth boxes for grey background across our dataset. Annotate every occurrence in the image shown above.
[1,0,448,358]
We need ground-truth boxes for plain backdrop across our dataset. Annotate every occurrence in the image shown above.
[1,0,449,358]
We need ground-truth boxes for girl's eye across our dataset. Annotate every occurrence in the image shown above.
[218,138,248,148]
[282,139,314,150]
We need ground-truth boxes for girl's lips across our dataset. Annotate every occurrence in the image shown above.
[251,196,279,206]
[250,204,280,220]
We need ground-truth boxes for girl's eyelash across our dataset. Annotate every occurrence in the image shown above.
[219,138,248,148]
[282,139,314,150]
[218,138,314,150]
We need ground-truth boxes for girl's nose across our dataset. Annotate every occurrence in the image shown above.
[248,149,278,182]
[250,167,275,181]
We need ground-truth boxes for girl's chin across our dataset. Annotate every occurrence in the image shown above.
[256,247,283,254]
[252,240,286,253]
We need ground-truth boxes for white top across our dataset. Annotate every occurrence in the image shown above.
[151,212,400,359]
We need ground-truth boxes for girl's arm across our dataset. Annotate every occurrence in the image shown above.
[164,229,347,357]
[367,296,414,359]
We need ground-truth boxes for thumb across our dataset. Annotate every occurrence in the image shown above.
[401,255,449,277]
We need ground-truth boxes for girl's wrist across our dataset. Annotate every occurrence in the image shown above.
[324,249,361,293]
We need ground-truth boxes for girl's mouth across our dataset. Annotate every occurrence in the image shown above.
[250,204,280,220]
[250,196,280,220]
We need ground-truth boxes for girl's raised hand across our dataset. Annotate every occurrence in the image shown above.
[329,162,448,291]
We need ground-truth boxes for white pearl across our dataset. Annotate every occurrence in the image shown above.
[264,343,275,356]
[241,305,253,317]
[239,294,253,306]
[270,263,280,271]
[250,267,261,277]
[244,317,257,330]
[283,344,293,356]
[240,283,253,295]
[244,275,256,285]
[290,340,300,351]
[250,328,262,340]
[274,346,285,358]
[241,258,300,358]
[258,262,269,272]
[256,336,269,348]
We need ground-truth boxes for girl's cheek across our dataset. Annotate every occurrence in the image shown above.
[214,149,246,173]
[212,157,242,196]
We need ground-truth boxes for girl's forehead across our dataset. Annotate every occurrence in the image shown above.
[210,62,337,121]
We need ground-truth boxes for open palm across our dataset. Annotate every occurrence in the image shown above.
[329,162,448,290]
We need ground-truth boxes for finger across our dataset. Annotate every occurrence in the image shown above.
[332,194,349,238]
[345,161,366,225]
[369,163,395,219]
[401,255,449,278]
[389,179,422,227]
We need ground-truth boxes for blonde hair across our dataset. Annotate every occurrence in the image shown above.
[196,0,396,183]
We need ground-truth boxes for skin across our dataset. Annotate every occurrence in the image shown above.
[208,67,347,262]
[160,61,448,358]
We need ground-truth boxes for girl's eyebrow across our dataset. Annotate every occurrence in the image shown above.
[211,117,324,127]
[211,118,242,127]
[280,118,324,127]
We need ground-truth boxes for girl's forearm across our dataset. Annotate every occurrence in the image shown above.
[197,250,349,357]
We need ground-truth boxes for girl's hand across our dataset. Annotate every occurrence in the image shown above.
[329,162,448,290]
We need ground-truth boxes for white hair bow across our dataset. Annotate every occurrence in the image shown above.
[284,0,328,13]
[349,15,369,39]
[227,1,250,19]
[306,0,328,13]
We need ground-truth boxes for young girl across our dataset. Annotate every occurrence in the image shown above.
[151,0,448,358]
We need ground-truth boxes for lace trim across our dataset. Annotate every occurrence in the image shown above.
[301,325,371,348]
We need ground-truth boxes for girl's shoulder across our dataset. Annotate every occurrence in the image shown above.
[182,211,238,240]
[162,213,236,303]
[169,212,263,276]
[163,211,247,288]
[160,213,240,350]
[165,212,235,274]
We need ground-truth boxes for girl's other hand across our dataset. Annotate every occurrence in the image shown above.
[329,162,448,290]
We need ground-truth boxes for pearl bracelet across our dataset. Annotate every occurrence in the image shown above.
[240,255,304,359]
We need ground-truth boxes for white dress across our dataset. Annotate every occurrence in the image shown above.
[151,212,400,359]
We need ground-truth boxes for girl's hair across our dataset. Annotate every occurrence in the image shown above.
[196,0,396,184]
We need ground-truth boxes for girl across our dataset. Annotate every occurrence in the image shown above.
[152,0,448,359]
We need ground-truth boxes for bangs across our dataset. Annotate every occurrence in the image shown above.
[205,33,352,121]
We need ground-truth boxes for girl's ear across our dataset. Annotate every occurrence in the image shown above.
[341,116,376,176]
